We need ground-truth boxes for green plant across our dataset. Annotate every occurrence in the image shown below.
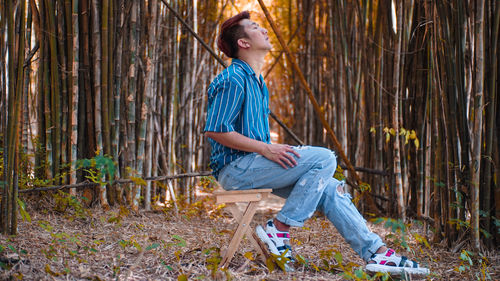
[38,220,98,276]
[0,242,28,270]
[76,154,116,186]
[203,247,222,278]
[372,217,410,251]
[52,191,90,219]
[455,250,492,280]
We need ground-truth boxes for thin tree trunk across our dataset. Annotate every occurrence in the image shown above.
[112,0,125,203]
[101,0,111,157]
[70,0,79,194]
[142,0,158,210]
[46,0,62,180]
[22,4,33,161]
[481,0,499,246]
[56,1,68,180]
[392,0,405,221]
[127,0,139,209]
[471,0,485,250]
[2,0,26,234]
[91,0,109,207]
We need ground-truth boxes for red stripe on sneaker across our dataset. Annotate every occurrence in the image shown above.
[380,260,387,265]
[268,234,272,238]
[276,233,289,238]
[386,249,394,257]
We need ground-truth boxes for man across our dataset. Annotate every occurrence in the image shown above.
[204,11,429,276]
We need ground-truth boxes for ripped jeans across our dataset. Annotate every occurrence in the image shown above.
[217,146,384,261]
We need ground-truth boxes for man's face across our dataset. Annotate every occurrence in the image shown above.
[238,19,272,51]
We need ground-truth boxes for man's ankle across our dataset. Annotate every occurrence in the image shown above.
[375,246,388,254]
[273,218,290,232]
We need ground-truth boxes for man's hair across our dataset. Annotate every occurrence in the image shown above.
[217,11,250,58]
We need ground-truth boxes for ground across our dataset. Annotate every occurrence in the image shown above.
[0,191,498,280]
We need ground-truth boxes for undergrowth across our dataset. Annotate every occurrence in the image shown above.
[0,155,496,280]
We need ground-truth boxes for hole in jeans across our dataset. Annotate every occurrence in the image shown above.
[337,182,345,195]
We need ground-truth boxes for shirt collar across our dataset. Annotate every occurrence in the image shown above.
[232,58,256,77]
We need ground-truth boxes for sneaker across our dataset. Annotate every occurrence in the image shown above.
[365,248,430,276]
[255,219,294,271]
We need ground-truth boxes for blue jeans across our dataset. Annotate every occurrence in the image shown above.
[218,146,384,261]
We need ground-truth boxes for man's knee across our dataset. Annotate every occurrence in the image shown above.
[295,146,336,167]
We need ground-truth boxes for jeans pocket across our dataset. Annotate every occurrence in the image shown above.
[231,153,257,172]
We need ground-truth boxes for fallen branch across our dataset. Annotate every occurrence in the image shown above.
[18,172,212,194]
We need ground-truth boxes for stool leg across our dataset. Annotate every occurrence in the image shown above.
[226,205,269,263]
[219,201,259,268]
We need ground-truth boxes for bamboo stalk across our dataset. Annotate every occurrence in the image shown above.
[91,0,109,207]
[81,0,96,161]
[69,0,79,194]
[471,0,485,250]
[56,0,68,179]
[101,0,111,157]
[10,0,27,233]
[31,0,46,180]
[91,0,103,154]
[127,0,139,209]
[142,0,159,210]
[112,0,124,203]
[3,0,26,234]
[391,0,405,221]
[45,0,62,180]
[481,0,500,245]
[0,2,5,140]
[106,0,116,204]
[2,0,15,234]
[21,3,33,162]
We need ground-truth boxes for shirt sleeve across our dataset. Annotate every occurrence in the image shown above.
[204,78,245,133]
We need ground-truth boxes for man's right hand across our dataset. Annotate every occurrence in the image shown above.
[205,131,300,169]
[260,143,300,169]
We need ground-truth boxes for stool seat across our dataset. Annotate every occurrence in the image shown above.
[214,189,273,204]
[214,189,273,268]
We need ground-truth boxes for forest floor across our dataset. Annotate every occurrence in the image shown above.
[0,189,498,281]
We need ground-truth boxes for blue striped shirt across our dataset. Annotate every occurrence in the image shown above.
[204,59,271,179]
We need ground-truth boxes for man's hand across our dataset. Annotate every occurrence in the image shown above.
[205,131,300,169]
[260,144,300,169]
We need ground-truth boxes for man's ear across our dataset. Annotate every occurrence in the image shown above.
[237,38,250,49]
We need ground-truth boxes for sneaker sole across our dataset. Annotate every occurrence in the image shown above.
[365,264,430,276]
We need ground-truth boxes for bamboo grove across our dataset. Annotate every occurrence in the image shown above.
[0,0,498,250]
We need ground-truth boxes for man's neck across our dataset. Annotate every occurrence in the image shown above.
[237,52,266,77]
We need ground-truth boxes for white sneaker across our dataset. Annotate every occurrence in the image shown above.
[255,219,294,271]
[365,248,430,276]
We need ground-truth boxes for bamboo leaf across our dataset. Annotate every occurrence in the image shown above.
[409,130,417,139]
[146,243,160,251]
[171,235,186,247]
[244,251,254,260]
[16,199,31,223]
[130,177,146,186]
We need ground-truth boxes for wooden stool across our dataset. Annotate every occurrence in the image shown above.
[214,189,272,268]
